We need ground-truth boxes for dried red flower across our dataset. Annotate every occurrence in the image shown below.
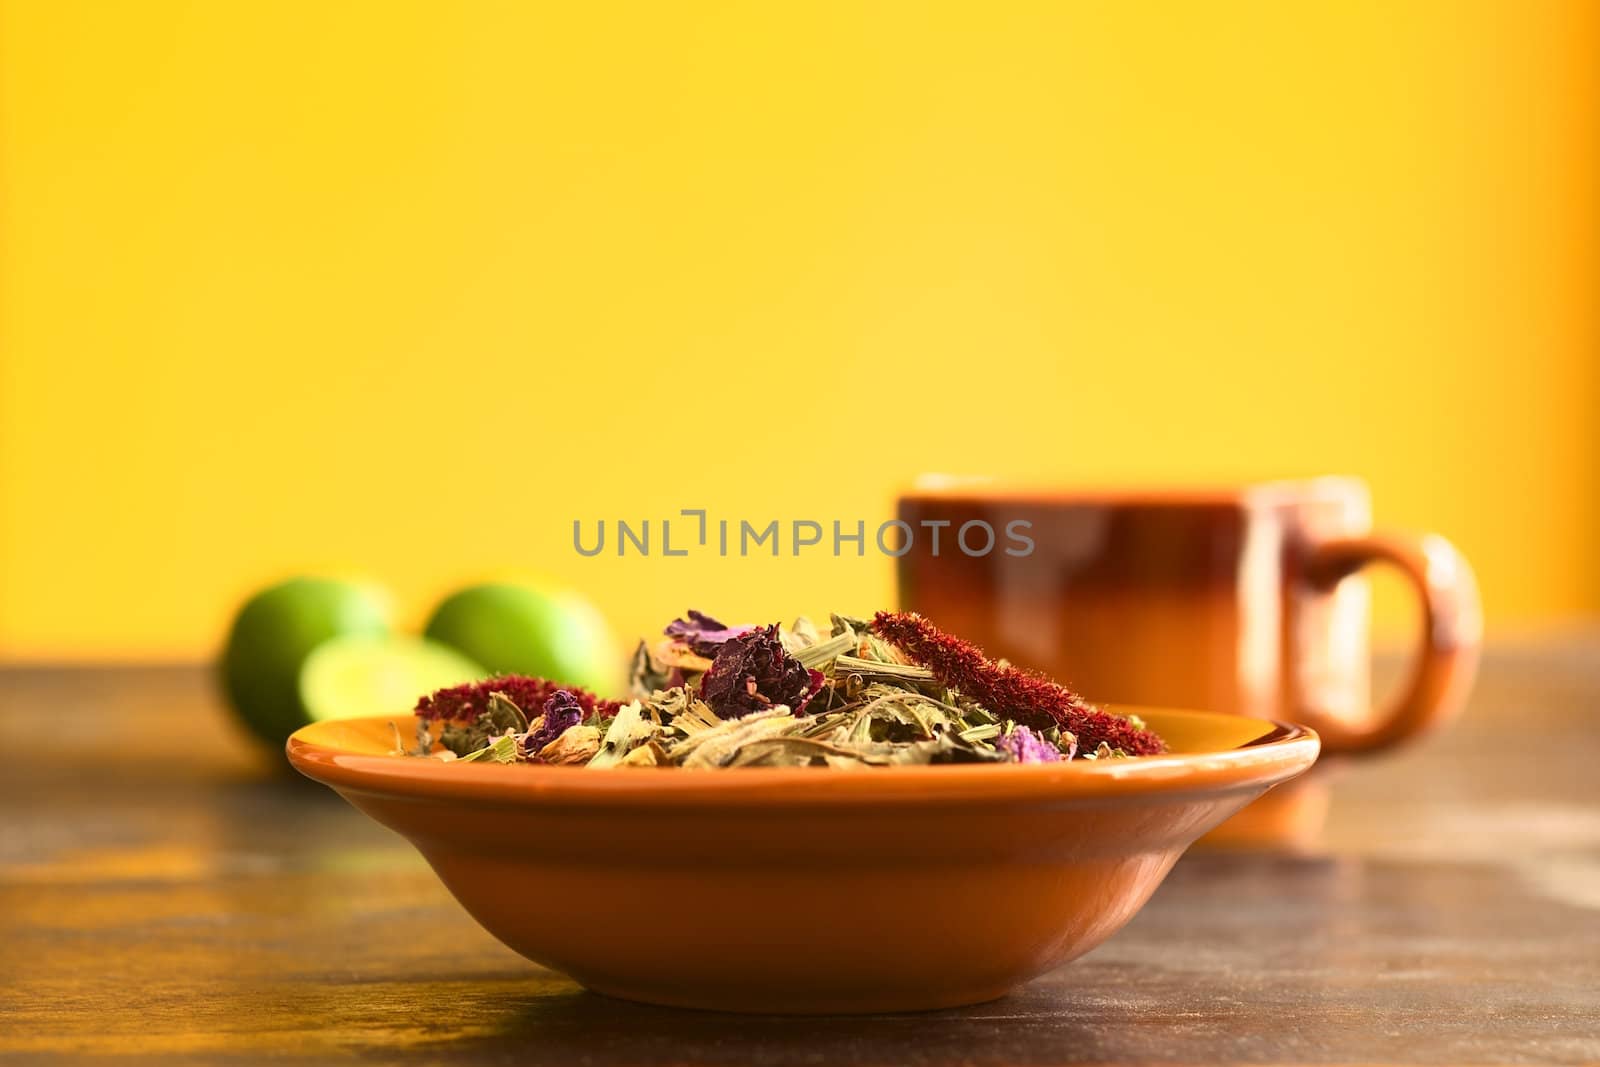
[698,624,824,719]
[415,675,620,723]
[869,611,1165,756]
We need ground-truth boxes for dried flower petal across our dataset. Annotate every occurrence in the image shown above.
[870,611,1165,756]
[519,689,586,760]
[698,624,824,719]
[995,725,1062,764]
[664,610,758,657]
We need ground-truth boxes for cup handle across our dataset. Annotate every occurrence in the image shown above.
[1298,531,1482,755]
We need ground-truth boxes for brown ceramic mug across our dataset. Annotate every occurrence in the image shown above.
[896,478,1481,846]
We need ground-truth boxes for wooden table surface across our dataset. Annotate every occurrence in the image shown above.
[3,638,1598,1066]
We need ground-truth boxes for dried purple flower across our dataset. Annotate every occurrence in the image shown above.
[519,689,585,761]
[664,610,758,657]
[995,725,1063,764]
[698,624,824,719]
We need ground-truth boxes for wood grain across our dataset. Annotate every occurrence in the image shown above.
[3,639,1598,1064]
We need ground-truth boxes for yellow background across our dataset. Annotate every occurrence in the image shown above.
[2,1,1595,660]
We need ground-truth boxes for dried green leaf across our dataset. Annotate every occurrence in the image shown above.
[627,639,672,698]
[486,692,529,734]
[779,615,822,655]
[458,734,519,764]
[831,654,937,688]
[792,629,856,669]
[439,721,491,757]
[412,718,437,757]
[587,700,659,768]
[674,708,797,768]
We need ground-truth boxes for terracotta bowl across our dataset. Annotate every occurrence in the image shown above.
[287,708,1317,1014]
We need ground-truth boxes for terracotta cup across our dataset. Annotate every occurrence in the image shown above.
[895,478,1482,847]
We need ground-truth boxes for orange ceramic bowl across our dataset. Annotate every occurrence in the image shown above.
[287,708,1317,1014]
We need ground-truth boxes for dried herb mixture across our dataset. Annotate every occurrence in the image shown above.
[399,611,1165,768]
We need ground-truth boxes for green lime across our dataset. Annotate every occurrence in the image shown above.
[219,577,393,745]
[299,633,485,722]
[423,581,620,695]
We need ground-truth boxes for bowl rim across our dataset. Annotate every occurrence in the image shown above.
[286,706,1319,809]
